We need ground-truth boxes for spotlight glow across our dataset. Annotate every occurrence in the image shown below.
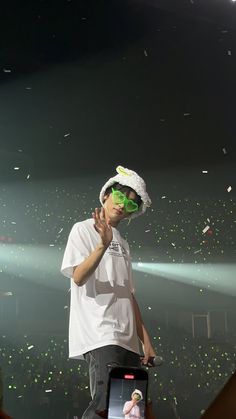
[132,262,236,296]
[0,244,66,290]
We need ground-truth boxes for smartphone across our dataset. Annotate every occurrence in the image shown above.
[107,366,148,419]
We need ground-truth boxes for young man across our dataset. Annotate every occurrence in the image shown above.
[61,165,156,419]
[123,389,143,419]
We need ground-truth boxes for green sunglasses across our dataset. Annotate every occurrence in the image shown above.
[111,188,139,213]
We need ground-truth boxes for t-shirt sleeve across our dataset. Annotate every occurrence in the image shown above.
[123,400,131,414]
[60,222,91,279]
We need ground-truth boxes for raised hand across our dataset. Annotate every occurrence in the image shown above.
[92,207,113,248]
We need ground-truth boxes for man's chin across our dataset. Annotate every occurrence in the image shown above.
[110,211,123,220]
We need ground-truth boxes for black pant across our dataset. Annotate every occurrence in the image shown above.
[82,345,141,419]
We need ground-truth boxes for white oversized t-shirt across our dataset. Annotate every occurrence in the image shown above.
[61,218,140,359]
[123,401,141,418]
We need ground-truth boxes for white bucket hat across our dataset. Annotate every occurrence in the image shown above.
[131,389,143,400]
[99,165,151,219]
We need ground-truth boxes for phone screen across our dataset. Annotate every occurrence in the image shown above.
[107,368,148,419]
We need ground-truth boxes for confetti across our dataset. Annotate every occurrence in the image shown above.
[202,225,210,234]
[27,345,34,350]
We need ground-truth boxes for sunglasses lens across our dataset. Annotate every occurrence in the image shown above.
[125,201,138,212]
[112,190,125,204]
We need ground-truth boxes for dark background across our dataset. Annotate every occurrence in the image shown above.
[0,0,236,178]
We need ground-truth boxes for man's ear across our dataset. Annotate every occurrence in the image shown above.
[103,194,109,203]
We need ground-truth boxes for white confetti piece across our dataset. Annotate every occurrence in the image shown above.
[202,225,210,234]
[227,50,232,56]
[26,174,30,180]
[171,242,176,247]
[222,147,227,154]
[194,249,201,254]
[11,221,16,224]
[161,196,166,199]
[26,87,32,90]
[64,305,68,309]
[145,229,150,233]
[14,167,20,170]
[3,68,12,73]
[144,49,148,57]
[58,228,63,234]
[207,218,210,223]
[45,389,52,393]
[28,345,34,350]
[64,133,70,138]
[183,112,190,116]
[227,186,232,192]
[49,244,55,247]
[202,170,208,174]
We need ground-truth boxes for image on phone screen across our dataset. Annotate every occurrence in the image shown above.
[107,367,148,419]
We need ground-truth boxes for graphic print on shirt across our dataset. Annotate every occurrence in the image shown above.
[107,240,127,257]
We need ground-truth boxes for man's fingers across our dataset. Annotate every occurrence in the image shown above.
[93,208,100,222]
[93,208,104,225]
[99,207,107,223]
[140,356,148,365]
[140,356,156,367]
